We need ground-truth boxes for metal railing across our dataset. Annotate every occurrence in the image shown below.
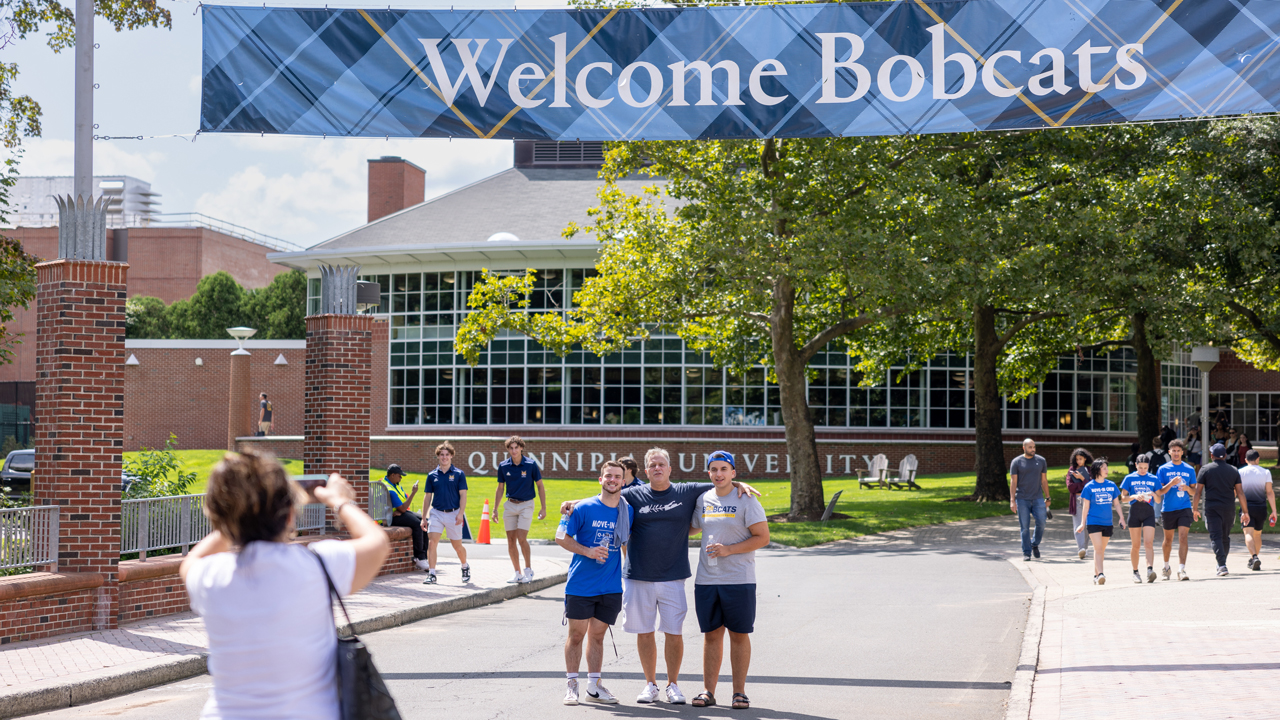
[121,494,210,560]
[0,506,58,572]
[370,485,392,525]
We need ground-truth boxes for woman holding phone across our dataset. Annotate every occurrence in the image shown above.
[180,450,390,720]
[1075,458,1127,585]
[1066,448,1094,559]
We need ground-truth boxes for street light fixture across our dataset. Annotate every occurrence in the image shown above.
[1191,346,1220,447]
[227,326,257,355]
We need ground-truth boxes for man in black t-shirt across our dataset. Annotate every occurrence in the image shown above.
[258,393,273,435]
[1198,443,1251,576]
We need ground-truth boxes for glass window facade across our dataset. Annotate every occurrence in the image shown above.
[1207,393,1280,442]
[334,269,1201,432]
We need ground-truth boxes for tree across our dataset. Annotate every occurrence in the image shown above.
[124,294,168,338]
[1,0,171,148]
[242,270,307,339]
[124,270,309,339]
[0,154,38,360]
[457,138,938,520]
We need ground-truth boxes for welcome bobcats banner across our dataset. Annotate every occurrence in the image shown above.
[201,1,1280,140]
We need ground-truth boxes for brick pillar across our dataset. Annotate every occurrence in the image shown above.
[304,314,372,510]
[33,259,126,630]
[228,349,252,450]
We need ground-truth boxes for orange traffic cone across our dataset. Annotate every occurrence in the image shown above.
[478,499,492,544]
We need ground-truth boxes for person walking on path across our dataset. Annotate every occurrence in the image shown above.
[560,448,759,705]
[1066,448,1094,559]
[1237,449,1276,571]
[493,435,547,585]
[1120,453,1161,583]
[420,441,470,585]
[1157,439,1198,581]
[381,464,429,571]
[1009,439,1050,561]
[180,451,390,720]
[257,393,272,436]
[689,451,769,711]
[1075,458,1126,585]
[556,461,632,706]
[1197,443,1251,576]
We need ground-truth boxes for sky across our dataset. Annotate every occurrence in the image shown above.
[4,0,571,248]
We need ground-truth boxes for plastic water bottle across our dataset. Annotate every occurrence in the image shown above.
[596,533,612,565]
[555,513,569,540]
[706,535,718,567]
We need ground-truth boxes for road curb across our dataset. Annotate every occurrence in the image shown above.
[1004,560,1046,720]
[0,572,567,719]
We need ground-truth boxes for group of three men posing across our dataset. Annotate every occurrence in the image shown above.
[557,447,768,710]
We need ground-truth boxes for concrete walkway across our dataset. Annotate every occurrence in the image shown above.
[0,554,567,718]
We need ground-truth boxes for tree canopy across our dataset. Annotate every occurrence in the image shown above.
[126,269,307,339]
[0,154,39,362]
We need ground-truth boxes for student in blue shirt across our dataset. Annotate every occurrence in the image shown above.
[556,460,633,706]
[1074,458,1127,585]
[1119,453,1161,584]
[1156,439,1200,581]
[419,441,469,585]
[493,435,547,585]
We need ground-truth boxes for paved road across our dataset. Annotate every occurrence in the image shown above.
[27,534,1030,720]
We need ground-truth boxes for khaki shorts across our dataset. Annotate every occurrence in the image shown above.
[503,499,535,531]
[258,422,271,433]
[427,508,465,541]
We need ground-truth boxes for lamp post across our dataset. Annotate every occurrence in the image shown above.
[1191,346,1220,449]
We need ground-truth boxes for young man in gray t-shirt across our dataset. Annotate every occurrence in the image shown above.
[688,451,769,710]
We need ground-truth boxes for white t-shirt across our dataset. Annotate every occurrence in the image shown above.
[185,539,356,720]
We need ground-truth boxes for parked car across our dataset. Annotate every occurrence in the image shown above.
[1,448,33,495]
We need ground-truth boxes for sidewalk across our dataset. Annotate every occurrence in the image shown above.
[1018,521,1280,720]
[0,554,567,719]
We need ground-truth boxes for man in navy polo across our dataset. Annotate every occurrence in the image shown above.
[493,435,547,584]
[420,441,470,585]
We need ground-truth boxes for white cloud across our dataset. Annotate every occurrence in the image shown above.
[17,137,163,181]
[194,137,512,246]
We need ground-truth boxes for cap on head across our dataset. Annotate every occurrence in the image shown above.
[386,463,403,477]
[1210,443,1228,459]
[707,450,735,468]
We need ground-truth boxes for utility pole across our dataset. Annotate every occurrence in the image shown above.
[74,0,93,200]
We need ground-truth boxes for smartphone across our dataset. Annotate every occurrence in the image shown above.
[295,477,327,493]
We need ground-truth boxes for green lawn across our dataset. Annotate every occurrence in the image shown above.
[129,453,1280,549]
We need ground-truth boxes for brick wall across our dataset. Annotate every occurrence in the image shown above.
[1209,350,1280,393]
[305,315,373,509]
[118,577,189,624]
[367,157,425,223]
[0,573,103,645]
[34,259,127,629]
[123,342,305,452]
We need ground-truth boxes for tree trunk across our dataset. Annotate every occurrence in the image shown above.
[972,305,1009,501]
[771,276,826,520]
[1132,312,1161,453]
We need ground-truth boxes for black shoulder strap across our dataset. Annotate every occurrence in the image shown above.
[309,546,355,636]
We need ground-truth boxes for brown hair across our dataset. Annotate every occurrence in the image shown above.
[1168,438,1186,451]
[601,460,625,475]
[435,441,455,457]
[505,435,525,450]
[618,456,639,477]
[204,449,303,546]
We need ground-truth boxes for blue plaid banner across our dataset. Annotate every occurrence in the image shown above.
[201,1,1280,140]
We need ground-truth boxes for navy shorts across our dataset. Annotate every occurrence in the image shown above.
[1163,507,1194,530]
[694,583,756,634]
[1127,502,1156,528]
[1086,524,1113,537]
[565,593,622,625]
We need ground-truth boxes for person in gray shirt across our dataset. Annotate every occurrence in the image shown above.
[689,451,768,711]
[1009,438,1050,561]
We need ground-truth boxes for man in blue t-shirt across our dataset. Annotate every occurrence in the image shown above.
[493,435,547,585]
[1119,453,1161,583]
[419,441,470,585]
[556,460,633,706]
[560,448,758,705]
[1156,439,1200,581]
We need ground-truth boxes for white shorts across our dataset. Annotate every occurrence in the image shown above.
[502,499,535,531]
[427,508,465,541]
[622,579,688,635]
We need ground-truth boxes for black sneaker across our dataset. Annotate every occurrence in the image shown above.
[424,573,438,585]
[462,566,471,582]
[1032,546,1040,559]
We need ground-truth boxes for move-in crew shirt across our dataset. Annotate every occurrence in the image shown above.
[1157,462,1197,512]
[1081,480,1120,526]
[564,496,633,597]
[1119,472,1161,506]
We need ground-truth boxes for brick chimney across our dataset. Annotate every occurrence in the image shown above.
[367,156,425,223]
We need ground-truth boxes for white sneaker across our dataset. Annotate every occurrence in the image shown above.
[523,567,535,582]
[564,679,579,706]
[1216,566,1229,577]
[414,559,430,571]
[507,573,524,584]
[636,682,660,703]
[1078,549,1087,559]
[665,683,686,705]
[1162,565,1172,581]
[1178,570,1189,581]
[586,683,618,704]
